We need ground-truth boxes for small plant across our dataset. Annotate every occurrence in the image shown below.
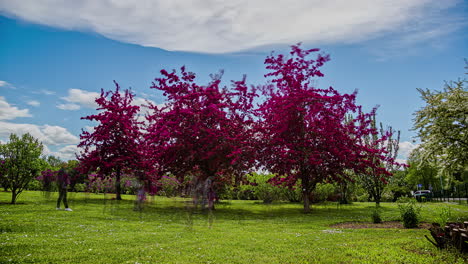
[437,206,452,226]
[371,208,382,223]
[398,200,421,228]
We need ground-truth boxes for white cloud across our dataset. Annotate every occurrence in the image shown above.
[55,145,79,161]
[0,0,463,53]
[0,80,15,89]
[27,100,40,107]
[0,121,79,146]
[59,88,99,110]
[398,141,419,161]
[57,103,81,110]
[84,126,95,133]
[42,144,79,161]
[0,96,32,120]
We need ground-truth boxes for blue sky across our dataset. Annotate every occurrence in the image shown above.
[0,0,466,161]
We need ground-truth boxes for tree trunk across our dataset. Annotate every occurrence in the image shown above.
[11,189,17,204]
[375,192,381,206]
[303,189,311,213]
[301,173,312,213]
[115,168,122,200]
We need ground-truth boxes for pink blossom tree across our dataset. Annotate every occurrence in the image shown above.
[78,81,143,200]
[145,68,256,209]
[257,44,396,212]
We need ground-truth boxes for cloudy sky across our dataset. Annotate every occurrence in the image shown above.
[0,0,466,161]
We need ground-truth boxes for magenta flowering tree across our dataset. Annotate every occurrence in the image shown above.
[78,81,143,200]
[145,68,256,209]
[257,44,396,212]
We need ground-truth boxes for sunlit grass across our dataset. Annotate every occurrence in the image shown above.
[1,191,467,263]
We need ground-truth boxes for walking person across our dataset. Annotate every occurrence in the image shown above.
[56,168,72,211]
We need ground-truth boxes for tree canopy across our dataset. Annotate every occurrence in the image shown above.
[145,68,256,209]
[413,76,467,174]
[78,81,143,200]
[256,44,396,212]
[0,133,43,204]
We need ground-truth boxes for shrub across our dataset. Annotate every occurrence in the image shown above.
[380,190,394,202]
[398,200,421,228]
[371,208,382,223]
[27,179,43,191]
[437,206,452,226]
[311,183,337,203]
[235,185,256,200]
[282,185,302,203]
[73,183,86,192]
[244,173,285,203]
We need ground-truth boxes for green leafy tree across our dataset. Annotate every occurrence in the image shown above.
[405,148,440,190]
[385,169,412,201]
[0,133,43,204]
[413,72,467,175]
[46,155,64,170]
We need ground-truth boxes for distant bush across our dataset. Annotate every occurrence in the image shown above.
[73,183,86,192]
[27,179,43,191]
[380,190,394,202]
[158,176,181,197]
[245,173,284,203]
[311,183,337,203]
[234,185,256,200]
[282,184,302,203]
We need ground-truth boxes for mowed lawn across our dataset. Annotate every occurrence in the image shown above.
[0,191,467,263]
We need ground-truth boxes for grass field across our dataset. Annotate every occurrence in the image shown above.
[1,191,467,263]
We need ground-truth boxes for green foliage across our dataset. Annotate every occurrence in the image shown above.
[312,183,337,202]
[46,155,64,170]
[245,173,284,203]
[73,183,86,192]
[26,179,43,191]
[406,150,440,190]
[413,75,467,177]
[437,206,452,226]
[234,185,256,200]
[282,182,302,203]
[385,169,412,202]
[396,196,416,204]
[371,208,382,223]
[398,199,421,228]
[0,133,43,204]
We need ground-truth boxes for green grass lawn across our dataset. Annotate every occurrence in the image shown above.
[0,191,467,263]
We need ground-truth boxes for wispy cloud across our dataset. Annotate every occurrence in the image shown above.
[0,96,32,120]
[26,100,40,107]
[0,0,464,53]
[57,103,80,110]
[32,89,56,95]
[0,80,15,89]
